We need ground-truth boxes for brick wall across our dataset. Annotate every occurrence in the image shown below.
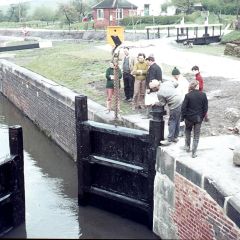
[0,60,120,161]
[173,173,239,239]
[93,8,136,29]
[154,148,240,239]
[0,60,77,159]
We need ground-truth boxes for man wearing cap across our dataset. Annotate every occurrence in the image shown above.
[172,67,189,136]
[149,79,182,145]
[181,80,208,158]
[171,67,189,100]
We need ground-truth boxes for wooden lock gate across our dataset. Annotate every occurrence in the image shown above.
[75,96,165,228]
[0,126,25,237]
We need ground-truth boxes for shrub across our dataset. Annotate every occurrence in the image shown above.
[120,15,182,26]
[221,30,240,44]
[184,12,201,23]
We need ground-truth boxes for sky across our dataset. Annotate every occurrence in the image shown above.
[0,0,32,6]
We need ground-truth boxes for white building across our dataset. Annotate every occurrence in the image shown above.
[128,0,165,16]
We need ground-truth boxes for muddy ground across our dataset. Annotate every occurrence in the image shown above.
[92,74,240,137]
[184,74,240,137]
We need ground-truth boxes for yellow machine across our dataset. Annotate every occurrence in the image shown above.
[107,26,124,46]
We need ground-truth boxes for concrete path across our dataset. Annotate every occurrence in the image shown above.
[164,135,240,195]
[98,38,240,212]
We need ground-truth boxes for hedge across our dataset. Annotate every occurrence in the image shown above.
[120,15,182,26]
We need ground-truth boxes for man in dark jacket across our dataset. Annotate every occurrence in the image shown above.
[191,65,209,122]
[144,56,162,118]
[146,56,162,91]
[181,80,208,158]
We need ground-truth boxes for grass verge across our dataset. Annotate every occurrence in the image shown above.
[11,39,238,115]
[13,41,134,114]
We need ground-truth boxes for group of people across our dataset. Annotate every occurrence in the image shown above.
[105,47,162,114]
[105,47,208,158]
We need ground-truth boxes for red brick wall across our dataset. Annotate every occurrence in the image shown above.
[173,173,240,240]
[93,8,134,29]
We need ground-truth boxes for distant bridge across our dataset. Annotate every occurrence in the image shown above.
[145,23,223,45]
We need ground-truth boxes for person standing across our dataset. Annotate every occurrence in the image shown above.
[122,47,135,102]
[131,53,148,110]
[191,65,209,121]
[149,79,182,145]
[181,80,208,158]
[172,67,189,100]
[105,61,122,113]
[191,65,203,91]
[171,67,189,136]
[144,56,162,117]
[145,56,162,89]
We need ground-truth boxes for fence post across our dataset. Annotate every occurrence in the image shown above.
[9,125,23,159]
[147,105,166,228]
[75,95,90,205]
[149,105,166,146]
[8,125,25,227]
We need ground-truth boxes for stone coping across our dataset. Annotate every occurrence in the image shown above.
[159,136,240,228]
[0,60,150,128]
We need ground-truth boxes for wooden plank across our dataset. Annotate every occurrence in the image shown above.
[83,121,149,141]
[145,24,176,29]
[0,43,40,52]
[89,155,146,175]
[0,193,11,203]
[175,23,223,29]
[88,186,150,211]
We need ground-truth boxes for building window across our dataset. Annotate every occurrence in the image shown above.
[116,8,123,19]
[97,9,104,19]
[128,9,137,17]
[144,4,150,16]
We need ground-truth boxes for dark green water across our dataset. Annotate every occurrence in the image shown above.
[0,93,158,239]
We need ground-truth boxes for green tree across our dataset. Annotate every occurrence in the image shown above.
[202,0,239,15]
[161,2,171,12]
[32,6,56,23]
[172,0,197,14]
[236,0,239,19]
[6,3,29,22]
[72,0,91,22]
[0,10,5,21]
[58,3,78,30]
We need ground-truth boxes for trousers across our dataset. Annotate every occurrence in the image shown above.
[184,119,202,154]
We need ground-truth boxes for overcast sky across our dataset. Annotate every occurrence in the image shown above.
[0,0,32,6]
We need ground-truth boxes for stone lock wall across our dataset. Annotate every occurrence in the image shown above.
[154,148,240,240]
[0,60,77,159]
[0,59,149,161]
[0,60,120,160]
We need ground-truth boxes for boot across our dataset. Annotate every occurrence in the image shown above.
[183,128,191,152]
[192,139,199,158]
[179,124,185,137]
[185,129,191,151]
[184,145,190,152]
